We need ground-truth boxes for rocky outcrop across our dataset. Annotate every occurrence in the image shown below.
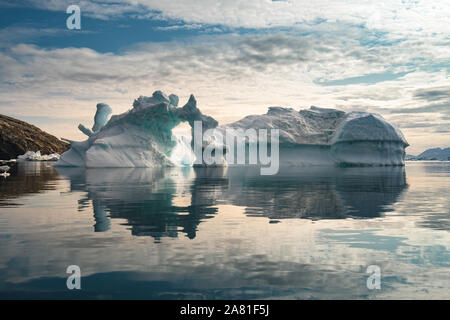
[0,114,69,160]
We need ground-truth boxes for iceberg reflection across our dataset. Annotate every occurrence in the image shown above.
[57,167,228,239]
[224,166,407,220]
[56,165,407,239]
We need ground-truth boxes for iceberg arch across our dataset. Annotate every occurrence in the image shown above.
[56,91,217,167]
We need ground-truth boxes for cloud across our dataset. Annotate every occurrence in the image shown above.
[1,31,429,105]
[4,0,449,38]
[0,0,141,20]
[317,71,411,86]
[128,0,450,38]
[414,86,450,102]
[390,102,450,115]
[154,23,204,31]
[0,32,447,109]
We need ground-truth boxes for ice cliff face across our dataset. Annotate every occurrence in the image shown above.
[56,91,217,167]
[56,91,408,168]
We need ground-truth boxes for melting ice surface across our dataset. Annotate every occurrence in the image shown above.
[56,91,408,168]
[0,161,449,299]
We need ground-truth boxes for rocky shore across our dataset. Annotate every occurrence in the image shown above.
[0,114,69,160]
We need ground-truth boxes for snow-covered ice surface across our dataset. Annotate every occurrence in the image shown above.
[17,151,60,161]
[223,106,346,145]
[56,91,408,168]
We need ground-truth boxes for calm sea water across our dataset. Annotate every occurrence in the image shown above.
[0,161,448,299]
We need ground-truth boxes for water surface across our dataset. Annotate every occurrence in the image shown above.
[0,161,449,299]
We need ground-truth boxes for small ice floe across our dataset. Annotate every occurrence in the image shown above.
[0,165,10,178]
[17,151,60,162]
[0,159,16,164]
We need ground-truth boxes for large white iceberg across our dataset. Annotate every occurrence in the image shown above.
[220,106,408,166]
[56,91,408,168]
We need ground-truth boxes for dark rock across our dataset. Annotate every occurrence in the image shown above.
[0,114,69,160]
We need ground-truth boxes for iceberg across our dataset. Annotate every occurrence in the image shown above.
[218,106,408,166]
[18,150,60,161]
[56,91,408,168]
[56,91,217,167]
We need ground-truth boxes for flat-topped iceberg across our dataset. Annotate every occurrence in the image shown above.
[220,106,408,166]
[56,91,408,168]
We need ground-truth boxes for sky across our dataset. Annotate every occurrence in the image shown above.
[0,0,449,155]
